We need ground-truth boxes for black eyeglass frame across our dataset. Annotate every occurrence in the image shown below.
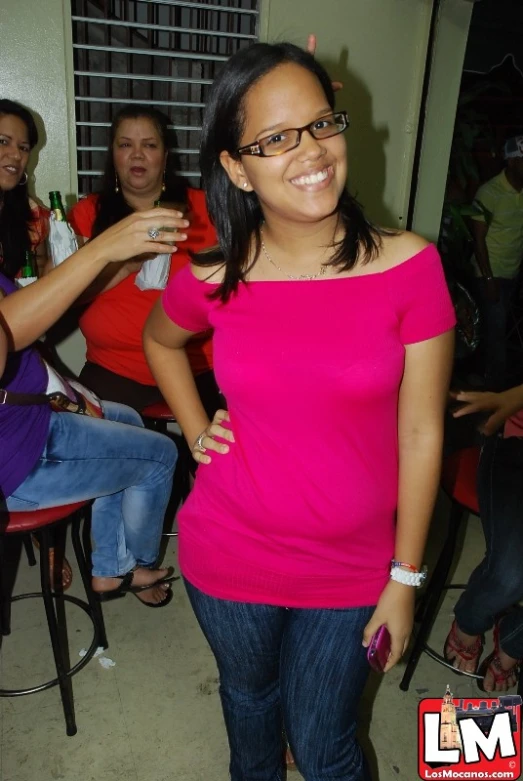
[237,111,350,158]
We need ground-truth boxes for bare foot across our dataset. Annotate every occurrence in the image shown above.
[482,648,520,693]
[93,567,171,606]
[445,622,482,674]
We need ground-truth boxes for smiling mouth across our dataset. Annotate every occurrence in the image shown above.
[290,166,332,187]
[3,166,20,175]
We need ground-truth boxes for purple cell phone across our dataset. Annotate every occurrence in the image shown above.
[367,625,391,673]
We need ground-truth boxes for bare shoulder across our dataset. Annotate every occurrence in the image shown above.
[376,230,431,272]
[190,258,226,284]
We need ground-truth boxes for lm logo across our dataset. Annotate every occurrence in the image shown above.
[418,687,521,780]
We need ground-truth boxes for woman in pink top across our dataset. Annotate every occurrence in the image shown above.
[144,43,455,780]
[445,388,523,692]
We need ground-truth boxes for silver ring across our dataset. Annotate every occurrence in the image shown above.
[194,431,207,453]
[148,227,161,240]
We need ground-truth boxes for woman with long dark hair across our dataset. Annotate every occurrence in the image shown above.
[145,43,455,779]
[67,104,219,415]
[0,99,49,279]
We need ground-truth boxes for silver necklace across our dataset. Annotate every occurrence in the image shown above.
[260,230,327,281]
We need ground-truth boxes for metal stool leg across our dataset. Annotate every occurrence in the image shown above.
[37,526,77,736]
[71,510,108,650]
[0,535,11,637]
[0,535,24,638]
[23,534,37,566]
[400,502,466,692]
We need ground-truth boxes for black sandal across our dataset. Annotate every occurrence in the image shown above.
[96,567,178,605]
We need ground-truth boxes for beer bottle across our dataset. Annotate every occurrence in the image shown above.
[49,191,67,221]
[21,250,37,279]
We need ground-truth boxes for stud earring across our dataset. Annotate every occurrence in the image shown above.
[115,174,120,194]
[243,182,248,189]
[162,170,166,193]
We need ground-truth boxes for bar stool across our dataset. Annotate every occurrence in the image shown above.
[142,401,191,514]
[0,501,108,736]
[400,447,482,691]
[141,401,176,435]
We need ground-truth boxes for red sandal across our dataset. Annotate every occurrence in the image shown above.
[443,619,483,673]
[477,620,521,693]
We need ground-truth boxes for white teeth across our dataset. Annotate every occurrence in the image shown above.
[292,168,329,186]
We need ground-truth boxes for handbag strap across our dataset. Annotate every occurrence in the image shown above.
[0,388,50,406]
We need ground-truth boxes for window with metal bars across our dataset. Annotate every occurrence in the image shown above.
[71,0,260,195]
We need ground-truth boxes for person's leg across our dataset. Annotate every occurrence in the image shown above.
[477,278,515,391]
[281,605,374,781]
[499,607,523,661]
[184,579,286,781]
[79,361,163,411]
[477,607,523,693]
[451,435,523,672]
[6,403,177,578]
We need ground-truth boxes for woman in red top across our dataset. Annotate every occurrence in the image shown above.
[68,104,220,414]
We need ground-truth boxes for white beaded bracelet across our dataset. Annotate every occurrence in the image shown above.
[390,566,427,588]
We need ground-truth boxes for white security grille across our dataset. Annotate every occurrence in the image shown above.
[71,0,260,194]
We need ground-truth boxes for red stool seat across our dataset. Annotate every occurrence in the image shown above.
[2,501,90,534]
[441,446,480,517]
[141,402,175,420]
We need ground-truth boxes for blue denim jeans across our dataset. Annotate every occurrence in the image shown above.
[185,579,374,781]
[454,434,523,659]
[6,402,177,577]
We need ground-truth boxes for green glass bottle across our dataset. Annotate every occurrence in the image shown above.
[49,190,67,221]
[21,250,37,278]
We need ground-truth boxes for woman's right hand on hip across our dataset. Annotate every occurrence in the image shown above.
[191,410,235,465]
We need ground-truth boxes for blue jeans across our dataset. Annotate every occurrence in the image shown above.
[454,434,523,659]
[6,402,177,577]
[185,579,374,781]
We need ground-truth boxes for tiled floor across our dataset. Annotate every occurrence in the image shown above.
[0,498,507,781]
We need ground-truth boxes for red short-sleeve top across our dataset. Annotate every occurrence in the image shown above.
[68,188,216,385]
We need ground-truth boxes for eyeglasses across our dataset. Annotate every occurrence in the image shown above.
[237,111,349,158]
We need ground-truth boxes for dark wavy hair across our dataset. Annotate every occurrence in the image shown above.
[0,99,39,279]
[198,42,386,302]
[91,104,187,239]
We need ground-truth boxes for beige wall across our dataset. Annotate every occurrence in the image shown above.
[260,0,434,228]
[0,0,77,206]
[260,0,472,238]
